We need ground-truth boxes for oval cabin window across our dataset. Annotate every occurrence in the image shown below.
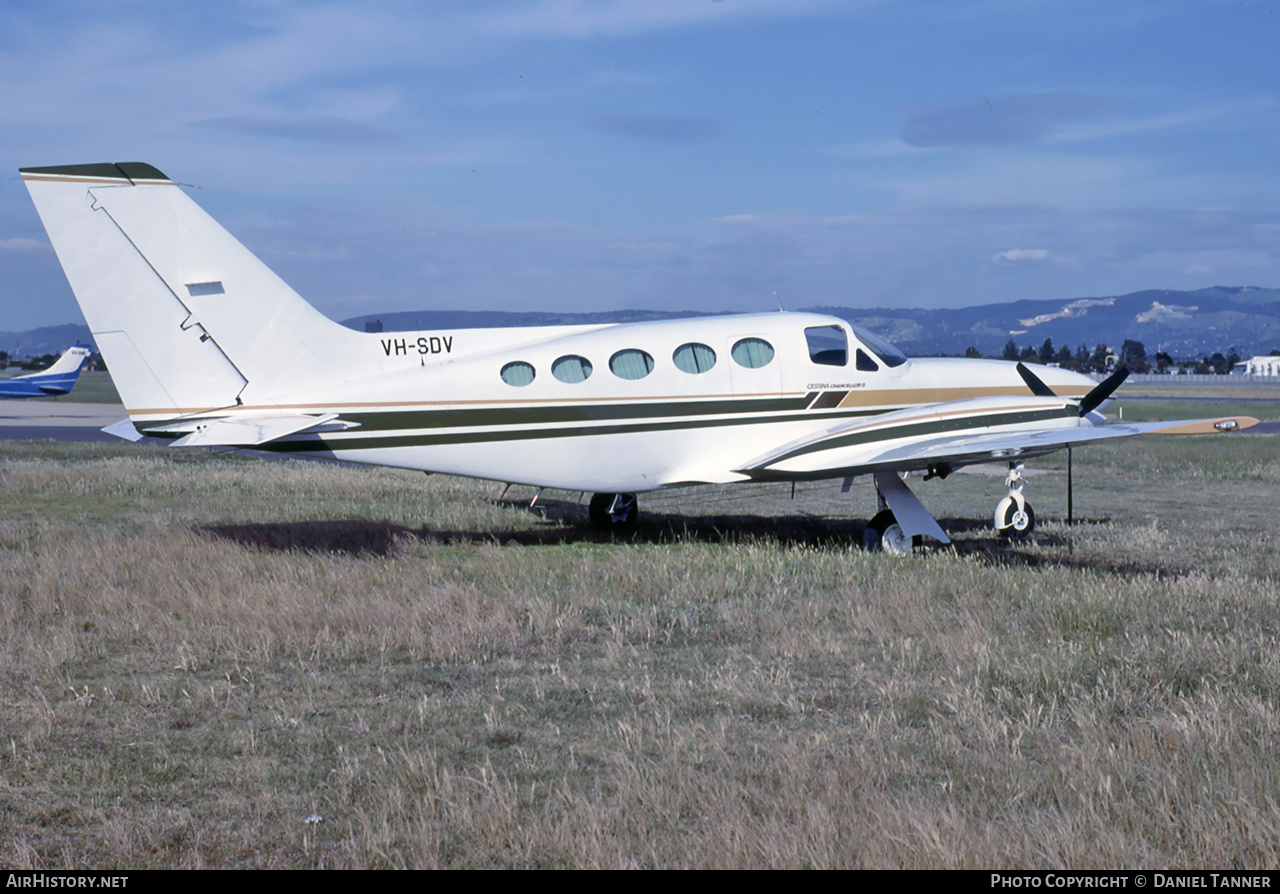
[609,349,655,380]
[551,355,593,384]
[731,337,775,369]
[500,361,536,387]
[672,342,717,374]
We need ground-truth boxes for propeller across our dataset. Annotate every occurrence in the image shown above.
[1014,362,1129,529]
[1077,367,1129,416]
[1017,362,1129,417]
[1016,362,1056,397]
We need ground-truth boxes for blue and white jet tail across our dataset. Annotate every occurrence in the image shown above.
[20,163,360,417]
[0,346,92,398]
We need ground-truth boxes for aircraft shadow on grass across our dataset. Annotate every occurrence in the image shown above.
[195,497,1180,578]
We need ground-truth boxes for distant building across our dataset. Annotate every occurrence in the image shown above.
[1232,356,1280,377]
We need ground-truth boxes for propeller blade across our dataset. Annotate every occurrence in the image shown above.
[1078,367,1129,416]
[1016,362,1057,397]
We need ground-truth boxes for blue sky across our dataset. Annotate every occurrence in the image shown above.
[3,0,1279,331]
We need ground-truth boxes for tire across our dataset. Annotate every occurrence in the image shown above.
[999,500,1036,538]
[588,492,638,531]
[863,509,917,555]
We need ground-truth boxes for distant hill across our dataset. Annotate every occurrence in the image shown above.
[12,286,1277,363]
[343,286,1280,358]
[0,323,94,358]
[809,286,1280,357]
[342,308,719,331]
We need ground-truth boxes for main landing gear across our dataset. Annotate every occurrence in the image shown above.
[862,508,917,555]
[994,461,1036,538]
[860,462,1039,554]
[589,492,638,532]
[860,471,951,555]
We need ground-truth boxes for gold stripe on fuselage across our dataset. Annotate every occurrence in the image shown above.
[836,385,1087,408]
[122,383,1087,421]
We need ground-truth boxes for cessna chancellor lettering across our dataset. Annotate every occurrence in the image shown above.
[20,163,1257,553]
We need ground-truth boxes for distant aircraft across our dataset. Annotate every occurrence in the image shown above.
[0,345,92,398]
[20,162,1259,552]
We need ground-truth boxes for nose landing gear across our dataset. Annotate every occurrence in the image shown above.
[994,461,1036,538]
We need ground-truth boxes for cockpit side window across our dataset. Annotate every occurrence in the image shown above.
[851,324,908,368]
[805,325,847,367]
[855,349,879,372]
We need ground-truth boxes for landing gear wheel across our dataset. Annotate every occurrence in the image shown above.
[999,501,1036,538]
[862,509,918,555]
[589,492,638,532]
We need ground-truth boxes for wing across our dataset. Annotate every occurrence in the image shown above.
[738,395,1259,481]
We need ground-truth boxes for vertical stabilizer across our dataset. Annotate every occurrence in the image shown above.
[21,163,354,417]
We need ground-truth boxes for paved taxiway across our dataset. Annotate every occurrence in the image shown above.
[0,402,128,443]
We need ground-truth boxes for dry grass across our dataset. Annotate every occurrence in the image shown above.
[1,429,1279,868]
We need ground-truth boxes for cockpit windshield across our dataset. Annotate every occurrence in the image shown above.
[850,324,908,368]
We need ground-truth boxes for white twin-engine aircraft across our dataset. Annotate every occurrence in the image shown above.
[21,162,1259,552]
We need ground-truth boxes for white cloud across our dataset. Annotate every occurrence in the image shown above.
[0,238,46,254]
[484,0,841,38]
[902,94,1118,148]
[894,155,1136,208]
[994,249,1050,262]
[1048,98,1275,145]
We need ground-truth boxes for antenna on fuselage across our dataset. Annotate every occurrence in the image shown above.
[774,291,785,312]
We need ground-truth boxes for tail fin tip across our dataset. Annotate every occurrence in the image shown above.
[19,162,170,184]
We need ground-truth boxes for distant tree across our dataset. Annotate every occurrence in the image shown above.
[1209,352,1227,374]
[1226,347,1241,370]
[1090,344,1110,373]
[1038,338,1055,365]
[1075,344,1090,370]
[22,354,55,371]
[965,345,982,358]
[1020,345,1039,363]
[1270,349,1280,357]
[1055,345,1073,368]
[1155,351,1173,373]
[1120,339,1148,373]
[1003,339,1019,362]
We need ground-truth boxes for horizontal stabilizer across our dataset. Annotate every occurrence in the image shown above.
[146,413,358,447]
[102,419,143,442]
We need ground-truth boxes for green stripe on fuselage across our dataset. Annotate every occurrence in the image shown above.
[758,406,1077,467]
[312,393,820,434]
[258,402,887,453]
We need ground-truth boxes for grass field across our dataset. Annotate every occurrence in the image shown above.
[1,403,1279,867]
